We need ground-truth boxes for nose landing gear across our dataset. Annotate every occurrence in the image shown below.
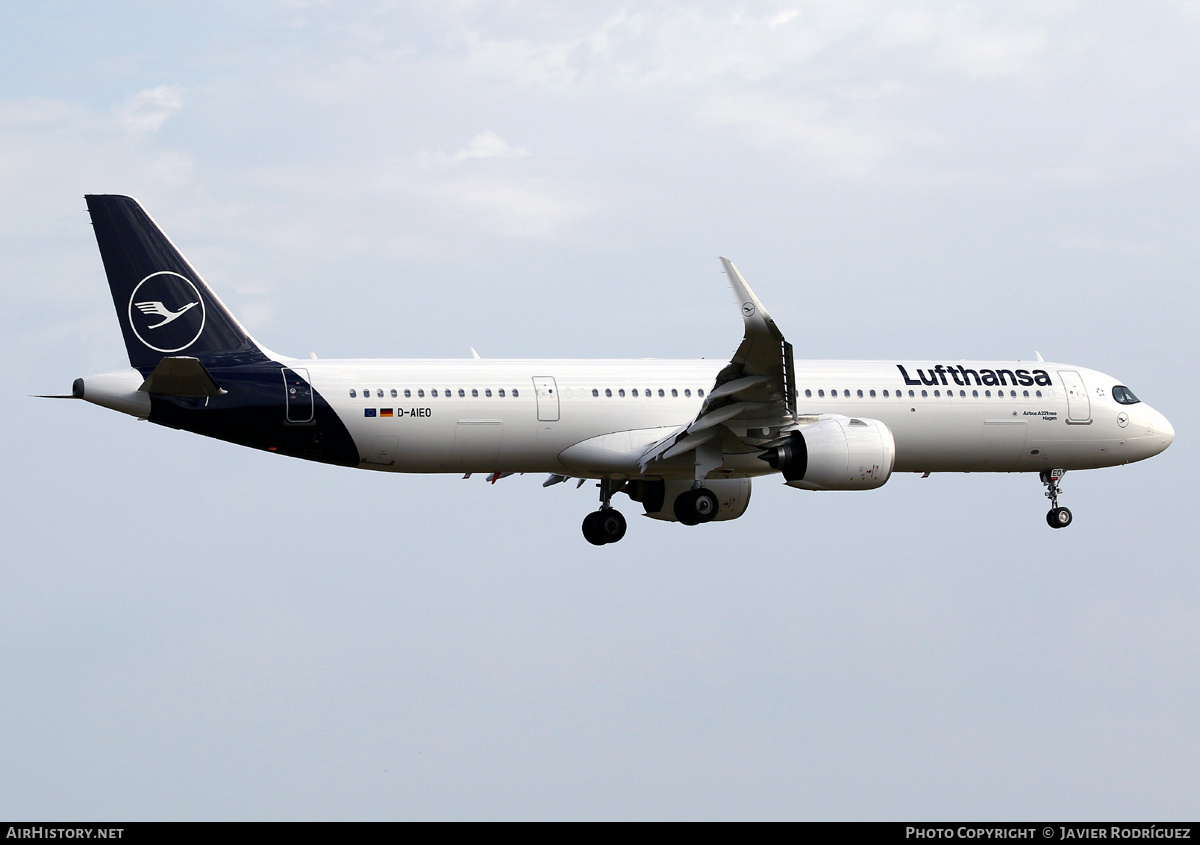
[1041,469,1072,529]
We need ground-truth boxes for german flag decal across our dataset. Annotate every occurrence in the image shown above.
[380,408,394,417]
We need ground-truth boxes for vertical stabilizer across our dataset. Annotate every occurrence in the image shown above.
[85,194,267,369]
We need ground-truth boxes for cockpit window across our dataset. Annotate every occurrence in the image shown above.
[1113,385,1141,405]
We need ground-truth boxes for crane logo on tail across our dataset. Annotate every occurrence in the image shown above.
[134,299,198,328]
[127,271,206,353]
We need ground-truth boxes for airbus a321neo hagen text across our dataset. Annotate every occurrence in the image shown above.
[53,195,1175,545]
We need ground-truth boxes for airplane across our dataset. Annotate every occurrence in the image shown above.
[52,194,1175,545]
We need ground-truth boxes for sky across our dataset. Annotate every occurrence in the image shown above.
[2,0,1198,821]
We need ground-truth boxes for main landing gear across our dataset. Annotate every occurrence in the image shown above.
[582,479,627,546]
[673,486,719,526]
[1041,469,1072,529]
[579,480,722,544]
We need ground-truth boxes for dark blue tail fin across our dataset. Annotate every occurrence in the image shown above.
[86,194,268,369]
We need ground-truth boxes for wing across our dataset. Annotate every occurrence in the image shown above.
[640,258,797,475]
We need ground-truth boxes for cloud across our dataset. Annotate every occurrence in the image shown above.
[457,131,531,160]
[932,7,1048,78]
[698,91,901,177]
[419,131,532,165]
[425,175,592,240]
[118,85,184,135]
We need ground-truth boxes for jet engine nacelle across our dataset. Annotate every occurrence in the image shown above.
[763,416,895,491]
[626,477,752,522]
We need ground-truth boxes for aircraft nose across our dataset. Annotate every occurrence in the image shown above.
[1157,412,1175,450]
[1140,407,1174,457]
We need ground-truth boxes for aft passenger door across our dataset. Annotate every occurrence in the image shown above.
[533,376,560,422]
[282,367,314,423]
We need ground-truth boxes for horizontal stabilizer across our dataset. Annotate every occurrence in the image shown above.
[139,356,225,397]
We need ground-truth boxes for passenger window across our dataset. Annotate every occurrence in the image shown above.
[592,388,599,397]
[390,389,397,398]
[959,390,965,398]
[471,389,478,397]
[805,389,812,398]
[1022,390,1029,398]
[671,389,678,397]
[985,390,991,397]
[857,389,864,398]
[458,389,466,398]
[883,390,889,398]
[417,389,425,398]
[934,390,940,397]
[512,389,519,398]
[619,388,626,397]
[972,390,978,398]
[658,389,665,397]
[632,389,639,397]
[605,388,612,398]
[432,389,438,397]
[698,389,704,397]
[498,389,505,397]
[685,389,692,397]
[869,390,876,398]
[485,389,492,397]
[908,390,914,398]
[376,389,383,398]
[921,390,928,398]
[349,389,357,398]
[1036,390,1042,398]
[818,389,825,398]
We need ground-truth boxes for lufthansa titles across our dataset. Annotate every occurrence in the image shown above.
[898,364,1053,388]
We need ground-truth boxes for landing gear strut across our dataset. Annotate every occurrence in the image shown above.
[582,478,627,545]
[1041,469,1072,529]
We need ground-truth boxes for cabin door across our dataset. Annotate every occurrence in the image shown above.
[533,376,560,422]
[282,367,314,423]
[1058,370,1091,423]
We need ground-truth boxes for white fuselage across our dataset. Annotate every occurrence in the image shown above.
[292,357,1173,478]
[74,196,1176,538]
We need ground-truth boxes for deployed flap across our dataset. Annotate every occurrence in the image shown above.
[640,258,798,475]
[139,356,225,397]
